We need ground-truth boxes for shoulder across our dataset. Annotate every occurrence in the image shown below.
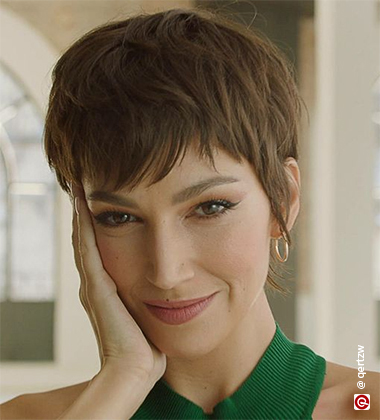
[313,361,379,420]
[0,380,90,419]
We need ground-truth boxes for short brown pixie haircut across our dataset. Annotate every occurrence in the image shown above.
[44,7,304,295]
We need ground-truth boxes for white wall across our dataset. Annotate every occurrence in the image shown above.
[303,0,379,371]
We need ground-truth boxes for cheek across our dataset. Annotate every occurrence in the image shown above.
[199,217,270,284]
[94,233,139,288]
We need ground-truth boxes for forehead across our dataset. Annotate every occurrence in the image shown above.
[83,145,255,193]
[165,146,247,178]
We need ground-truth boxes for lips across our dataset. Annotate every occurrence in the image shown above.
[143,292,217,309]
[144,293,218,325]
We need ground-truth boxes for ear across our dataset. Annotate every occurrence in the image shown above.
[270,157,301,239]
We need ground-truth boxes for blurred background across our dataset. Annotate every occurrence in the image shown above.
[0,0,379,403]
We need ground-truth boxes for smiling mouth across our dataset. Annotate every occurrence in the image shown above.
[143,292,218,309]
[144,293,218,325]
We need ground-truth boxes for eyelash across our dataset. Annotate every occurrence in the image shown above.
[93,197,240,229]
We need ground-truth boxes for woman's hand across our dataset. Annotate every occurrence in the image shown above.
[70,184,167,382]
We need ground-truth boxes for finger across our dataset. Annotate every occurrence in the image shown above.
[72,202,84,281]
[74,192,110,285]
[71,197,82,281]
[72,199,91,316]
[71,194,105,363]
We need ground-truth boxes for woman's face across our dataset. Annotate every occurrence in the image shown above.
[83,146,279,358]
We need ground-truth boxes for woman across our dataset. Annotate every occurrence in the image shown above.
[1,7,379,420]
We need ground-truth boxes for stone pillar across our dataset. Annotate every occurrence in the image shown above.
[311,0,379,369]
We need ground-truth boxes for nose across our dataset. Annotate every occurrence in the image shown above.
[145,221,195,290]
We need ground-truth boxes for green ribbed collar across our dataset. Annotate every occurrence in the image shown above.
[132,321,326,419]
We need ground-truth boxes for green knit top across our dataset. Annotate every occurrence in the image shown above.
[132,321,326,419]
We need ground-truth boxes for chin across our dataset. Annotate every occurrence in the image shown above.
[144,320,228,360]
[156,336,220,360]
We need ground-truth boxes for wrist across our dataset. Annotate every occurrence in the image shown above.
[99,362,154,386]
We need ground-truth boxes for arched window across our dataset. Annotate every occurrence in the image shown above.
[0,62,57,361]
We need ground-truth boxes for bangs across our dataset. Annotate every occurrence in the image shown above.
[48,18,260,193]
[69,97,246,194]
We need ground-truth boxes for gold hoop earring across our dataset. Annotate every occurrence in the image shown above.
[274,234,289,263]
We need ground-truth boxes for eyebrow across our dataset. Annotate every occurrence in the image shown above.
[87,176,240,208]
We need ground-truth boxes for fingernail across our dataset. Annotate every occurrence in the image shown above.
[74,197,79,216]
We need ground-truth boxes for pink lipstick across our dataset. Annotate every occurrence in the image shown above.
[144,292,217,325]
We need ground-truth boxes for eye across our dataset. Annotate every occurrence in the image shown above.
[193,199,239,220]
[93,211,137,228]
[93,198,240,229]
